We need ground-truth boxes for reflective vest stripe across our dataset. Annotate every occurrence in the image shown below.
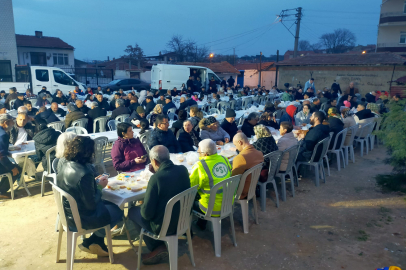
[199,201,221,216]
[199,159,223,195]
[220,156,231,171]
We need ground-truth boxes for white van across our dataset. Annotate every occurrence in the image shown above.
[151,64,221,91]
[0,65,85,95]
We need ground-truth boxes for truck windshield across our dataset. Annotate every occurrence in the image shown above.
[53,70,76,86]
[108,80,121,85]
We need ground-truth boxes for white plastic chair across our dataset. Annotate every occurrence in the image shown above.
[41,146,56,197]
[137,185,198,270]
[327,128,348,171]
[93,136,108,174]
[234,163,263,234]
[71,118,88,129]
[93,116,110,133]
[342,125,358,165]
[370,117,382,150]
[0,173,14,200]
[107,120,117,131]
[258,150,283,211]
[275,145,300,202]
[115,114,130,122]
[354,122,375,157]
[48,121,65,132]
[167,107,177,114]
[9,99,16,109]
[296,136,330,187]
[192,175,241,257]
[209,108,220,115]
[322,132,334,176]
[50,182,114,269]
[65,126,88,135]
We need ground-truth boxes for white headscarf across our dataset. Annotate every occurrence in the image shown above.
[138,90,147,104]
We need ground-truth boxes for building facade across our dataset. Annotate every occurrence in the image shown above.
[377,0,406,55]
[0,0,18,82]
[235,62,276,89]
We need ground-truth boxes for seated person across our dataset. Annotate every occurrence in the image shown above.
[36,93,50,107]
[130,106,146,125]
[232,133,264,199]
[354,104,375,123]
[5,87,18,110]
[0,114,21,199]
[95,93,110,111]
[199,116,230,145]
[111,122,148,172]
[24,88,37,99]
[50,102,66,117]
[295,104,311,126]
[241,112,259,138]
[55,132,78,172]
[258,111,279,129]
[178,120,201,152]
[297,112,330,162]
[138,118,151,135]
[24,100,38,117]
[33,119,61,173]
[13,93,26,110]
[185,94,197,107]
[156,94,166,106]
[172,109,187,136]
[57,136,123,256]
[310,98,321,112]
[8,113,35,145]
[35,106,60,124]
[340,107,356,146]
[73,86,85,96]
[189,106,201,129]
[163,96,176,115]
[190,139,232,230]
[178,97,188,112]
[109,93,121,111]
[277,121,298,172]
[87,102,107,133]
[280,105,297,125]
[110,99,130,120]
[144,96,156,116]
[68,92,78,103]
[147,114,181,153]
[252,124,278,182]
[128,145,190,264]
[65,103,86,129]
[327,107,344,150]
[128,96,140,113]
[220,108,240,140]
[149,104,163,127]
[76,99,89,114]
[52,90,67,105]
[264,101,276,114]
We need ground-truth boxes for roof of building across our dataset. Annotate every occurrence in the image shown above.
[87,57,152,71]
[284,50,318,59]
[16,34,74,50]
[176,61,240,74]
[234,62,276,71]
[275,52,406,66]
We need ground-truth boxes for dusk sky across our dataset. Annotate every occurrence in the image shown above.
[12,0,381,61]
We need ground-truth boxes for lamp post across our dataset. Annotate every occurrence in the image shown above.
[209,53,214,63]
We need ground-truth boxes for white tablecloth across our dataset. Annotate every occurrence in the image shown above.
[10,141,36,159]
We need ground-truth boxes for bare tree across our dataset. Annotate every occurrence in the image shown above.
[123,43,145,66]
[166,35,209,62]
[298,40,312,51]
[166,35,187,61]
[319,28,356,54]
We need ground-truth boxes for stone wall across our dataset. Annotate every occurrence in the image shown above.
[277,65,406,96]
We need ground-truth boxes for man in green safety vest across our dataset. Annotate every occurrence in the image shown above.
[190,139,232,230]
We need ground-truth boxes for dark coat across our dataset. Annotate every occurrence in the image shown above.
[241,120,256,138]
[145,101,156,116]
[253,136,278,164]
[186,98,197,107]
[33,128,61,171]
[87,107,107,133]
[178,102,188,112]
[141,160,190,235]
[221,119,239,140]
[35,109,60,124]
[0,127,18,175]
[8,123,35,145]
[186,79,194,91]
[129,110,146,122]
[365,93,376,103]
[156,99,166,106]
[27,107,38,117]
[299,124,330,162]
[147,128,181,153]
[96,98,110,111]
[111,106,130,120]
[50,107,67,117]
[13,99,25,110]
[128,102,141,113]
[328,117,344,150]
[5,93,18,110]
[163,102,176,115]
[227,77,235,87]
[52,96,67,105]
[178,129,201,153]
[78,106,89,115]
[65,110,85,129]
[355,109,375,120]
[172,119,185,136]
[258,119,279,129]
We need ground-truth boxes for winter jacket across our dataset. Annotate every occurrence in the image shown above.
[189,116,201,129]
[253,136,278,165]
[35,109,60,124]
[343,116,357,146]
[87,107,107,133]
[13,99,25,110]
[178,129,201,153]
[145,101,156,116]
[172,119,185,136]
[65,110,86,129]
[128,102,141,113]
[52,96,68,105]
[156,99,166,106]
[78,106,89,115]
[5,93,18,110]
[186,98,197,107]
[163,102,176,115]
[110,106,130,121]
[49,107,66,117]
[33,128,61,171]
[328,117,344,150]
[220,119,239,140]
[111,137,147,172]
[258,119,279,130]
[8,123,35,145]
[295,111,311,126]
[96,98,110,111]
[241,120,256,138]
[298,124,330,162]
[199,122,230,142]
[27,107,38,117]
[0,127,18,175]
[276,132,298,171]
[147,128,181,153]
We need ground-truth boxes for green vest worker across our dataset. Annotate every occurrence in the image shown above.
[190,139,232,230]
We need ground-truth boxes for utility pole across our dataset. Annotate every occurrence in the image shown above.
[233,48,236,66]
[275,50,279,87]
[259,52,262,87]
[279,7,302,58]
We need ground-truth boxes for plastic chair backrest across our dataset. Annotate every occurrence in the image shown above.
[357,122,374,139]
[52,158,59,174]
[146,114,152,121]
[263,150,283,180]
[107,120,117,131]
[65,126,88,134]
[45,146,56,174]
[47,121,65,132]
[93,116,109,133]
[374,116,382,132]
[330,128,348,150]
[235,163,263,200]
[168,112,176,121]
[364,122,375,137]
[139,131,150,144]
[50,182,84,233]
[344,125,358,146]
[209,108,220,115]
[93,136,108,165]
[115,114,130,122]
[229,100,236,109]
[204,175,241,218]
[168,108,177,114]
[72,118,88,128]
[157,185,198,238]
[308,136,330,163]
[280,144,300,174]
[9,99,16,109]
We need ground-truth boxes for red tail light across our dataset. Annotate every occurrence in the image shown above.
[159,80,162,90]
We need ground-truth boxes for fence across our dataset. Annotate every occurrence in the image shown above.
[60,67,114,89]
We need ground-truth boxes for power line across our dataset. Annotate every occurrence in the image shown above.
[304,9,378,15]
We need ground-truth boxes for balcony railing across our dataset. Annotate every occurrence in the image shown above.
[380,11,406,18]
[377,42,406,48]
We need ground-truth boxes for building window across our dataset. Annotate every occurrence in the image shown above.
[400,33,406,44]
[0,60,12,82]
[53,53,69,65]
[30,52,47,66]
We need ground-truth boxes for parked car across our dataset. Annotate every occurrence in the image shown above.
[102,79,150,92]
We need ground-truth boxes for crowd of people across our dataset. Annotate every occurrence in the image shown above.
[0,78,402,266]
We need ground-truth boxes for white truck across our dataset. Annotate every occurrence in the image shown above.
[0,65,85,95]
[151,64,221,91]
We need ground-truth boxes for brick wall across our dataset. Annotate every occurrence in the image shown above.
[0,0,18,81]
[277,65,406,96]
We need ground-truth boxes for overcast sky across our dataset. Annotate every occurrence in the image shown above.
[12,0,381,61]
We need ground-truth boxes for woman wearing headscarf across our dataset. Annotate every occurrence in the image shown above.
[366,103,381,116]
[279,104,297,126]
[295,104,311,126]
[149,104,163,126]
[36,93,50,107]
[327,107,344,150]
[199,116,230,145]
[138,90,147,106]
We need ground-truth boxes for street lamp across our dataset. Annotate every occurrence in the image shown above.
[362,51,366,54]
[209,53,214,63]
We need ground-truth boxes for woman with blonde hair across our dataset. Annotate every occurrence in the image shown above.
[149,104,163,126]
[252,124,278,182]
[55,132,77,172]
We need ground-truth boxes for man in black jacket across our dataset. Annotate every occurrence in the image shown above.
[241,112,259,138]
[110,99,130,120]
[35,106,60,124]
[365,91,376,103]
[8,113,35,145]
[128,145,190,264]
[156,94,166,106]
[129,106,146,125]
[221,109,240,140]
[163,96,176,115]
[76,100,89,114]
[144,96,155,116]
[297,111,330,162]
[178,120,201,152]
[178,97,188,112]
[50,102,66,117]
[221,78,227,89]
[13,93,26,110]
[0,114,20,199]
[109,93,121,111]
[147,115,181,153]
[87,102,107,133]
[52,90,68,105]
[95,93,110,111]
[227,76,235,88]
[33,119,61,172]
[186,76,194,92]
[185,94,197,107]
[24,101,38,117]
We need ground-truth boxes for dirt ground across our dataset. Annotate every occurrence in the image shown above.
[0,146,405,270]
